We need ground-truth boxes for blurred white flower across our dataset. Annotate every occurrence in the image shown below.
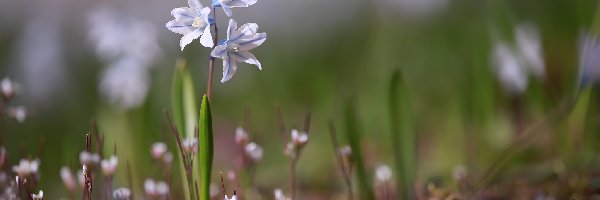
[88,8,160,110]
[79,152,101,166]
[113,187,132,200]
[515,23,545,79]
[12,159,40,177]
[338,145,352,158]
[214,0,258,17]
[60,166,76,191]
[144,179,169,197]
[375,165,392,183]
[0,78,16,100]
[244,142,263,161]
[211,19,267,83]
[166,0,214,50]
[234,127,248,144]
[163,152,174,164]
[492,42,528,95]
[290,129,308,146]
[225,194,237,200]
[8,106,27,123]
[274,189,291,200]
[579,34,600,86]
[101,155,118,176]
[182,138,198,153]
[31,190,43,200]
[151,142,168,160]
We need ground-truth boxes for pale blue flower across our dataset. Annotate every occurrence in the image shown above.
[211,19,266,83]
[166,0,214,50]
[579,34,600,87]
[213,0,257,17]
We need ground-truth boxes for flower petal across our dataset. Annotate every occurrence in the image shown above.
[200,26,214,48]
[243,0,257,6]
[226,0,249,7]
[200,7,211,17]
[171,8,196,20]
[188,0,205,14]
[232,51,261,70]
[166,20,194,35]
[180,28,202,51]
[227,19,238,41]
[230,23,258,42]
[221,53,238,83]
[211,45,227,58]
[238,32,266,51]
[221,4,233,18]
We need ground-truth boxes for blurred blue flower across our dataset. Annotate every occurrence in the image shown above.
[166,0,214,50]
[211,19,266,83]
[579,34,600,87]
[213,0,257,17]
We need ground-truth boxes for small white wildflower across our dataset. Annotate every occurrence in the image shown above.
[113,187,131,200]
[227,170,236,181]
[1,78,16,99]
[234,127,248,144]
[515,23,545,79]
[338,145,352,158]
[151,142,167,159]
[166,0,214,50]
[60,166,76,191]
[492,41,528,95]
[290,129,308,146]
[580,34,600,86]
[79,152,101,166]
[182,138,198,154]
[211,19,267,83]
[225,194,237,200]
[101,155,118,176]
[215,0,257,17]
[31,190,43,200]
[244,142,263,161]
[9,106,27,123]
[145,179,169,197]
[375,165,392,183]
[274,189,291,200]
[12,159,40,177]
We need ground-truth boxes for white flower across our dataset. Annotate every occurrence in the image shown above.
[580,34,600,86]
[99,59,150,109]
[182,138,198,153]
[166,0,214,50]
[113,187,132,200]
[101,155,118,176]
[151,142,168,159]
[31,190,43,200]
[234,127,248,144]
[338,145,352,158]
[9,106,27,123]
[12,159,40,177]
[60,166,76,191]
[375,165,392,183]
[492,41,528,95]
[290,129,308,146]
[211,19,267,83]
[145,179,169,197]
[225,194,237,200]
[214,0,258,17]
[244,142,263,161]
[1,78,16,99]
[274,189,291,200]
[515,23,545,79]
[79,152,101,166]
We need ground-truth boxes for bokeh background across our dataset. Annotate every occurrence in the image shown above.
[1,0,599,198]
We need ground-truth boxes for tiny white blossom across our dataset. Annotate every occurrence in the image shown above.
[31,190,43,200]
[9,106,27,123]
[145,179,169,197]
[79,152,101,166]
[515,23,545,79]
[214,0,258,17]
[274,189,291,200]
[492,41,528,95]
[580,33,600,85]
[1,78,16,99]
[182,138,198,153]
[12,159,40,177]
[60,166,76,191]
[244,142,263,161]
[166,0,214,50]
[211,19,267,83]
[290,129,308,146]
[234,127,248,144]
[375,165,392,183]
[100,155,118,176]
[113,187,132,200]
[225,194,237,200]
[151,142,167,159]
[338,145,352,158]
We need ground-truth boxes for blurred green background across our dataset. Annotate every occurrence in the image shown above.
[0,0,599,198]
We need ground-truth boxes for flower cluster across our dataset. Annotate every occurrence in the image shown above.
[166,0,267,83]
[284,129,308,158]
[235,127,263,162]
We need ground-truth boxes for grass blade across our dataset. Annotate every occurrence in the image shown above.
[198,94,214,200]
[344,100,375,200]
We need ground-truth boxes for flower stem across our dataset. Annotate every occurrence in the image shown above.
[207,6,219,100]
[290,157,298,200]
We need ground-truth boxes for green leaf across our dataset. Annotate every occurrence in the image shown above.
[171,58,197,200]
[389,69,416,199]
[198,94,213,200]
[344,100,375,200]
